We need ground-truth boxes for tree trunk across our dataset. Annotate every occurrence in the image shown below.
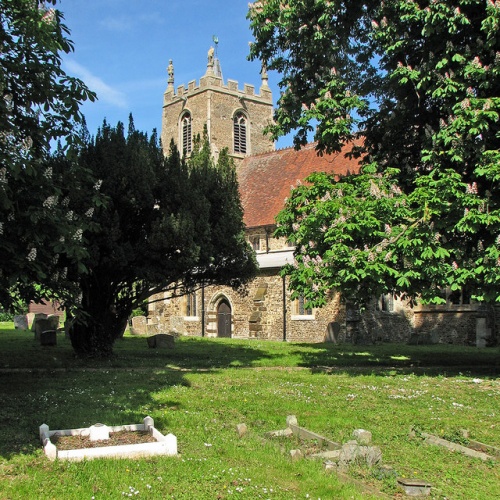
[69,280,131,357]
[70,316,115,357]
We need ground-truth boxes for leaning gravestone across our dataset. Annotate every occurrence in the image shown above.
[14,315,28,330]
[325,321,340,343]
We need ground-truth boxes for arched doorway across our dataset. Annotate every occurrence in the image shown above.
[217,300,232,338]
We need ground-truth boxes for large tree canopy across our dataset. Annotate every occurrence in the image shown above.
[249,0,500,306]
[0,0,95,308]
[63,119,257,356]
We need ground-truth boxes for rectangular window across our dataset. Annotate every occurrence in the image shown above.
[292,295,313,318]
[447,287,471,306]
[185,292,197,317]
[251,236,260,251]
[377,293,394,312]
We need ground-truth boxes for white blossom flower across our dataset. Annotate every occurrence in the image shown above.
[43,196,57,209]
[27,247,37,262]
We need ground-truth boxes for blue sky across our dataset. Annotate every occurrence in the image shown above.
[59,0,292,148]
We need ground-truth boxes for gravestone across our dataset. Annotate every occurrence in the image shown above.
[325,321,340,343]
[14,315,28,330]
[34,318,54,341]
[147,334,175,349]
[26,312,35,329]
[40,330,57,346]
[131,315,147,335]
[47,315,60,331]
[476,317,490,348]
[31,313,47,331]
[147,322,160,335]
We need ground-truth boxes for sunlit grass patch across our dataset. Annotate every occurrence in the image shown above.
[0,326,499,498]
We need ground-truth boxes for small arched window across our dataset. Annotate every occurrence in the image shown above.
[181,112,192,155]
[233,112,247,154]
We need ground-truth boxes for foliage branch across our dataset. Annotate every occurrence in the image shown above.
[249,0,500,306]
[0,0,96,308]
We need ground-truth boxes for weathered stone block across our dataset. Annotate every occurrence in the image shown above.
[353,429,372,445]
[397,478,432,497]
[236,423,247,438]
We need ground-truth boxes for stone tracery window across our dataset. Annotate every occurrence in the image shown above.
[233,112,247,154]
[181,112,192,155]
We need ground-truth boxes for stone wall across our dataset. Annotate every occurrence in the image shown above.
[148,269,346,342]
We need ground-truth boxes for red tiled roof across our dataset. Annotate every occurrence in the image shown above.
[238,141,362,228]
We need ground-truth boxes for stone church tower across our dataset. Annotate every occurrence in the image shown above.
[161,47,275,165]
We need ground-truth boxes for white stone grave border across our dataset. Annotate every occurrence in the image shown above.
[39,416,177,461]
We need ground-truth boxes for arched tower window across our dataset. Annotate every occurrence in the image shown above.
[181,112,192,155]
[233,112,247,154]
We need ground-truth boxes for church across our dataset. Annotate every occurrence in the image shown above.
[147,49,497,347]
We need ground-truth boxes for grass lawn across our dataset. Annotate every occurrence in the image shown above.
[0,323,499,499]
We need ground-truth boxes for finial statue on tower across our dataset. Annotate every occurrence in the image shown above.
[207,47,215,66]
[167,59,174,83]
[261,61,269,87]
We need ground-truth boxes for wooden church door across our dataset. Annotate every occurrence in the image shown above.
[217,300,232,338]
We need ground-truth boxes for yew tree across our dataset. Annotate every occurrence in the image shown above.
[65,119,257,356]
[249,0,500,306]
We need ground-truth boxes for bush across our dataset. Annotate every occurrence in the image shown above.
[0,310,14,322]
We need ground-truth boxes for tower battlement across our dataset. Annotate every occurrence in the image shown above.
[161,49,275,164]
[164,75,272,106]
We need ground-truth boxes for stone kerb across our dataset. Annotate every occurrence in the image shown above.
[267,416,383,469]
[40,416,177,461]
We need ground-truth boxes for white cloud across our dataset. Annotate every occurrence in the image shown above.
[64,60,128,109]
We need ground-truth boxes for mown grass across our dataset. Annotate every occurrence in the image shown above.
[0,323,499,499]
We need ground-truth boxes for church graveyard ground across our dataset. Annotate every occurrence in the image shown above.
[0,324,499,498]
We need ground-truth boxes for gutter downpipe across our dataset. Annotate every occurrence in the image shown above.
[201,284,205,337]
[282,274,287,342]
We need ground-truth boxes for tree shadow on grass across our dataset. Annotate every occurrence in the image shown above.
[290,342,500,378]
[112,335,280,369]
[0,336,285,459]
[0,367,191,460]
